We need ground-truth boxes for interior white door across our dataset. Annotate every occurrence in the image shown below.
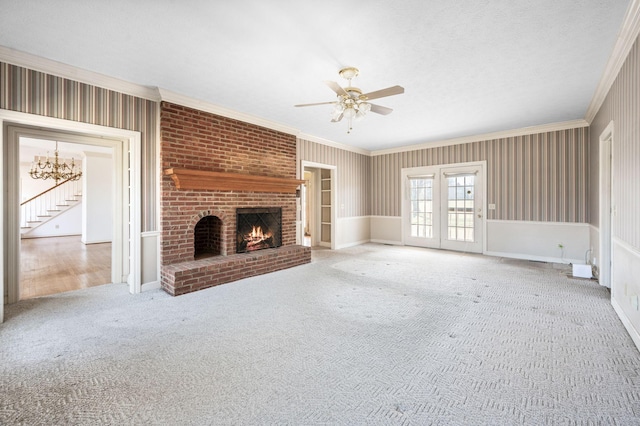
[403,163,483,253]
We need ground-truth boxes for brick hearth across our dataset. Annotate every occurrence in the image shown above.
[161,245,310,296]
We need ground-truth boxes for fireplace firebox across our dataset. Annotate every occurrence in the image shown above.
[236,207,282,253]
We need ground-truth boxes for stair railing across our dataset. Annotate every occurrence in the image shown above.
[20,178,83,229]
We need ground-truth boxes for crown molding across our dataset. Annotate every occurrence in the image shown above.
[0,45,603,158]
[297,132,371,156]
[370,119,589,156]
[0,45,161,101]
[158,88,299,136]
[584,0,640,123]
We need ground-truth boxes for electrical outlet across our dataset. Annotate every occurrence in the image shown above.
[488,204,496,210]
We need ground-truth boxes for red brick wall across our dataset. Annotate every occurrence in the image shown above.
[160,102,299,265]
[161,102,296,177]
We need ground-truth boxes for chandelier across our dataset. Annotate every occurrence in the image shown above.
[29,141,82,185]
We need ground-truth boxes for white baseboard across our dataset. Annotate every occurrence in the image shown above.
[335,239,370,250]
[370,239,403,246]
[612,297,640,352]
[83,239,112,245]
[21,232,81,240]
[484,250,581,265]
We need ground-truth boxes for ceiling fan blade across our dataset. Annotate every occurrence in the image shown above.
[362,85,404,101]
[294,101,336,107]
[324,80,348,96]
[369,104,393,115]
[331,112,344,122]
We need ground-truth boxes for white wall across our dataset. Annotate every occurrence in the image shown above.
[335,216,370,249]
[486,220,591,264]
[370,216,402,245]
[141,231,160,290]
[367,216,591,265]
[82,153,113,244]
[589,225,600,272]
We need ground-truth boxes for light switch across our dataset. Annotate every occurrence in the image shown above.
[488,204,496,210]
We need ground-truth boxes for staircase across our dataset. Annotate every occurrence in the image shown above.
[20,178,83,236]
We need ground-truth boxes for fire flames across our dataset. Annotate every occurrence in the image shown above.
[244,225,273,250]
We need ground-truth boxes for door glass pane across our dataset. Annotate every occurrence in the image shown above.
[446,175,475,242]
[409,177,433,239]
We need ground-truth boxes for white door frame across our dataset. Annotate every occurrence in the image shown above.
[1,110,142,322]
[439,164,484,253]
[300,161,336,250]
[402,165,441,249]
[402,161,486,253]
[599,121,614,288]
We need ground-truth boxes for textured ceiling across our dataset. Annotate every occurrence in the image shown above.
[0,1,631,151]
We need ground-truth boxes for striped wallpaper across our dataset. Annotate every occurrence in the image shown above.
[297,139,371,218]
[0,62,158,231]
[371,127,589,222]
[590,34,640,249]
[1,61,595,230]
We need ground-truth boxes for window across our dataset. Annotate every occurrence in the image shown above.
[446,175,475,242]
[409,177,434,238]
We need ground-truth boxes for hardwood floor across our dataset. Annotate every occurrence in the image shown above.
[20,235,111,300]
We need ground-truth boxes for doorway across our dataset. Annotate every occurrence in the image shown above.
[300,161,336,249]
[599,121,614,288]
[1,110,142,323]
[19,135,114,299]
[402,162,485,254]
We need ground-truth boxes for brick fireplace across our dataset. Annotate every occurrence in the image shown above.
[160,102,311,296]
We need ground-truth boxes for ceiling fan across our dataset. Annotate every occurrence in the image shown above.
[295,67,404,133]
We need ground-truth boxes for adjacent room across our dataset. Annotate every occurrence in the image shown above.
[1,1,640,424]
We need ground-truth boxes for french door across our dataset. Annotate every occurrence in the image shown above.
[402,162,484,253]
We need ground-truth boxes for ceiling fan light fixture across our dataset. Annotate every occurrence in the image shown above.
[338,66,359,81]
[294,66,404,134]
[359,102,371,113]
[343,106,357,119]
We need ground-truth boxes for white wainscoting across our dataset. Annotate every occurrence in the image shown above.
[370,216,403,246]
[335,216,371,250]
[485,220,590,264]
[141,231,161,291]
[611,238,640,351]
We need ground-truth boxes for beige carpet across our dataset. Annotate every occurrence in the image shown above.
[1,243,639,425]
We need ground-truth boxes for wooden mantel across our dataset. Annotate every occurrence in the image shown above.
[164,168,305,193]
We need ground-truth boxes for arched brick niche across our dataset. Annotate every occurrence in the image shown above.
[194,215,223,259]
